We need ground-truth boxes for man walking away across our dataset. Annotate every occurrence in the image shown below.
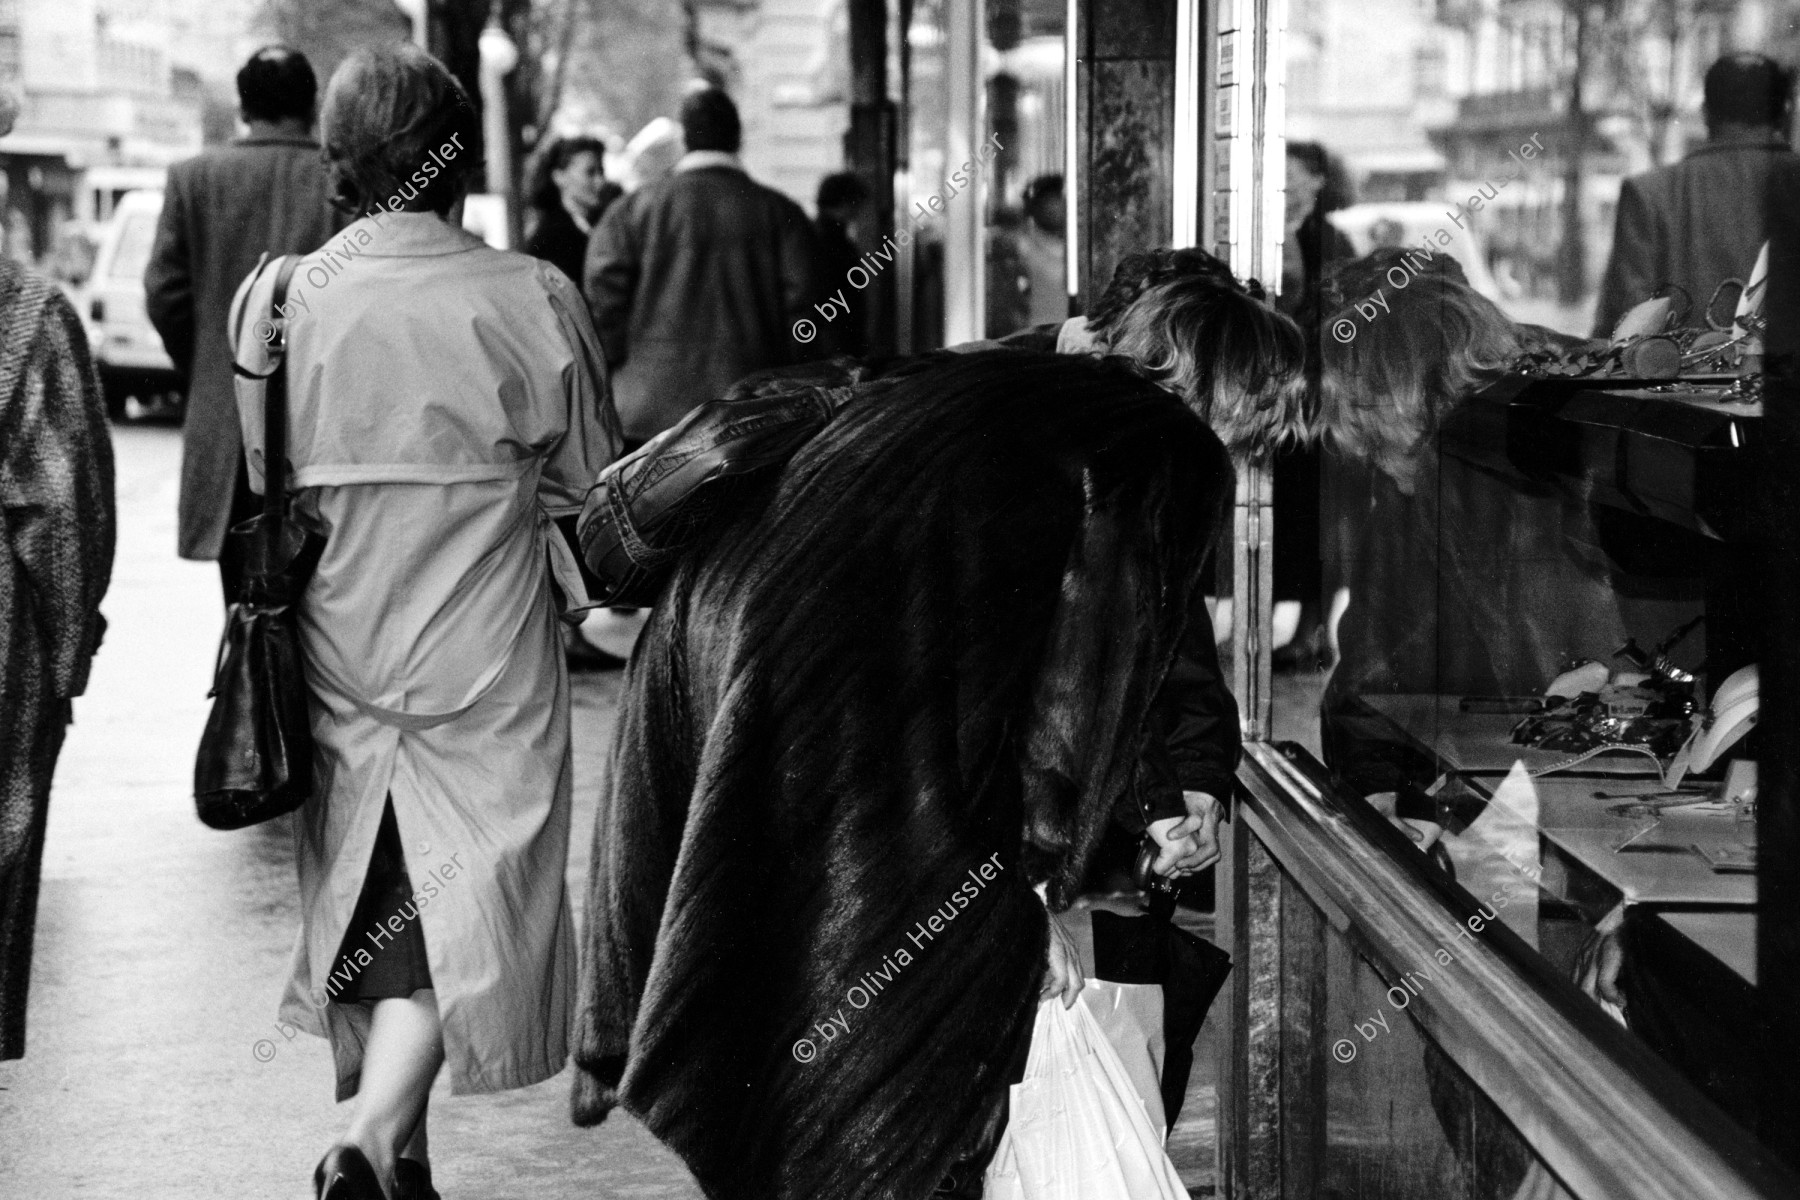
[145,47,339,600]
[1593,53,1800,337]
[584,88,822,447]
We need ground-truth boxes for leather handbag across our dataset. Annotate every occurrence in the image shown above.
[194,256,325,830]
[575,360,874,607]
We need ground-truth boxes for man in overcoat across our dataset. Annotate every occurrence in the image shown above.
[583,88,822,446]
[1593,53,1800,336]
[145,46,338,599]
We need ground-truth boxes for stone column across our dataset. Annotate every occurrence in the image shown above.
[1071,0,1177,311]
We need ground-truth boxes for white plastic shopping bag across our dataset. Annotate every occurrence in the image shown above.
[983,991,1189,1200]
[1079,980,1168,1134]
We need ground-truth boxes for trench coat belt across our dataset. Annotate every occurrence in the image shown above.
[347,654,513,731]
[349,692,497,732]
[339,505,588,733]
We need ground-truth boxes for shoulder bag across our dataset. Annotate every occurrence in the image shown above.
[194,255,326,830]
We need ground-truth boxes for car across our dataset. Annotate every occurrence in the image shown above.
[82,188,182,419]
[1326,201,1502,301]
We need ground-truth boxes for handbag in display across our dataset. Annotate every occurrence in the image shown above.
[575,360,874,608]
[193,256,325,830]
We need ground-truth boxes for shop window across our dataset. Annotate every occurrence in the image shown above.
[1274,0,1781,1158]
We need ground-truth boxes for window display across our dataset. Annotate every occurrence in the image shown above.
[1268,1,1793,1162]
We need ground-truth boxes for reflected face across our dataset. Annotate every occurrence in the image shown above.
[1286,155,1324,228]
[1030,191,1065,235]
[553,150,607,216]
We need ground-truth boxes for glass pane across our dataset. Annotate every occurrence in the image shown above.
[902,0,1067,348]
[902,0,948,350]
[1277,0,1776,1150]
[1321,908,1577,1200]
[982,0,1067,338]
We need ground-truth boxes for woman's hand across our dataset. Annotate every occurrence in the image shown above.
[1042,911,1085,1009]
[1147,817,1199,876]
[1147,792,1222,877]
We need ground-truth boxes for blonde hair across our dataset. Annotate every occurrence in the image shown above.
[1090,250,1309,456]
[1316,251,1540,485]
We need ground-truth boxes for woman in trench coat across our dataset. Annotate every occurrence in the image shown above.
[228,45,618,1200]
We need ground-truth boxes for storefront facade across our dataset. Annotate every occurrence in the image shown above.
[865,0,1800,1193]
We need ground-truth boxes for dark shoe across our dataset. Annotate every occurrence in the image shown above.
[314,1145,386,1200]
[394,1159,441,1200]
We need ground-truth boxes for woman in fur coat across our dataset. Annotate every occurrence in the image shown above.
[572,272,1306,1198]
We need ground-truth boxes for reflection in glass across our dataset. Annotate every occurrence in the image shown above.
[1275,0,1785,1153]
[981,0,1066,338]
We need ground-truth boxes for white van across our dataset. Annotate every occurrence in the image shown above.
[82,188,181,418]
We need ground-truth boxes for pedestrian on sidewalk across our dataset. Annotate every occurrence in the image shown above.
[569,319,1304,1196]
[1592,53,1800,337]
[145,46,340,603]
[523,134,633,672]
[812,171,872,356]
[584,87,822,450]
[227,44,618,1200]
[0,81,116,1061]
[968,247,1312,889]
[523,134,621,287]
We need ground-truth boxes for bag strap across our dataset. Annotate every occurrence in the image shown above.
[261,257,300,524]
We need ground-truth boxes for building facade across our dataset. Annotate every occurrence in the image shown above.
[0,0,203,262]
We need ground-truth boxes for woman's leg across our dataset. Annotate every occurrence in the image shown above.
[343,989,444,1191]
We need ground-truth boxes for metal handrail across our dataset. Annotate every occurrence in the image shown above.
[1236,739,1798,1200]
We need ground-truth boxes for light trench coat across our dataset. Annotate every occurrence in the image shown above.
[229,212,619,1098]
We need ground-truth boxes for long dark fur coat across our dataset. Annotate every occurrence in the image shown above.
[570,351,1231,1200]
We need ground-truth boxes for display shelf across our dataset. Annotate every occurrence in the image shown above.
[1350,696,1754,908]
[1446,377,1764,542]
[1356,693,1665,777]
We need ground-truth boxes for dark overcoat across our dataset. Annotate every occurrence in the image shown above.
[570,351,1232,1200]
[523,186,620,285]
[144,133,337,559]
[583,163,821,440]
[1592,138,1800,336]
[0,260,114,1059]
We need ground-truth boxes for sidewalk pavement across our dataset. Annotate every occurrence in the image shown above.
[0,424,703,1200]
[0,422,1219,1198]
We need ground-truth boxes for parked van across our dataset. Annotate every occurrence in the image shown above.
[82,189,181,418]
